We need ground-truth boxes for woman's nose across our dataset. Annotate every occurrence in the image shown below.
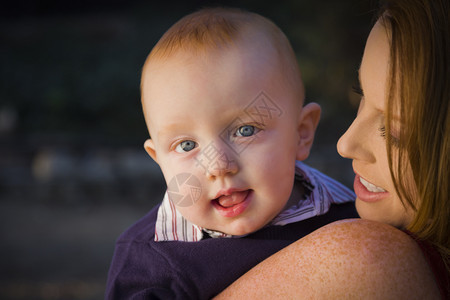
[337,117,375,163]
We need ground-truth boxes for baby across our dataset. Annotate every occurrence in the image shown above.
[106,7,357,299]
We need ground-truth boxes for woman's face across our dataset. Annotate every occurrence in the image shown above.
[337,20,415,228]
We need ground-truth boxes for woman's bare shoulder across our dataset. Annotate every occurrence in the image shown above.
[216,219,439,299]
[303,218,418,250]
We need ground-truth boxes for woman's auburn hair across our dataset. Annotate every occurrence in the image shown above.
[379,0,449,270]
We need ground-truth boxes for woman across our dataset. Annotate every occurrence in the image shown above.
[216,0,449,298]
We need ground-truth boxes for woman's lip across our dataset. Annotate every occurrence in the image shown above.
[354,174,389,203]
[212,190,252,217]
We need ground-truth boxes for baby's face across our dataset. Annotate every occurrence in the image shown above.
[142,41,304,235]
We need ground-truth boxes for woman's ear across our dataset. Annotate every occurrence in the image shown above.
[144,139,158,163]
[296,102,321,161]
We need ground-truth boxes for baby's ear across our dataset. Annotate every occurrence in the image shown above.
[144,139,158,163]
[296,102,321,161]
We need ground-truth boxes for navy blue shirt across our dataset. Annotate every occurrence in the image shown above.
[105,202,357,299]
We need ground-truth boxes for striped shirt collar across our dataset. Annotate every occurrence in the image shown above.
[155,161,355,242]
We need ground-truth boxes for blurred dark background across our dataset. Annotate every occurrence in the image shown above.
[0,0,374,299]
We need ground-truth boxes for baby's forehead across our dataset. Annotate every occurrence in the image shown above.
[143,47,284,104]
[142,45,303,118]
[143,31,288,85]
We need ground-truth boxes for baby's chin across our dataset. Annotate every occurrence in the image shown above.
[208,219,270,237]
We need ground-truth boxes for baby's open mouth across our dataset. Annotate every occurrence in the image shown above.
[211,189,253,217]
[214,190,250,208]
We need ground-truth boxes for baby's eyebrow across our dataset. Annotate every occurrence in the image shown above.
[157,122,185,138]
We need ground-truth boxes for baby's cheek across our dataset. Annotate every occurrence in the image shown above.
[261,161,294,195]
[166,172,203,208]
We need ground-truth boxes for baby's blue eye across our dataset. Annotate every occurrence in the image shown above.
[236,125,255,137]
[175,140,197,153]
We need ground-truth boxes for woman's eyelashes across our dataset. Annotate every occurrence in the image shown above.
[175,140,197,153]
[379,125,400,147]
[352,83,364,96]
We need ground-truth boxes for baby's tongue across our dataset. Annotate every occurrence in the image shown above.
[217,190,249,208]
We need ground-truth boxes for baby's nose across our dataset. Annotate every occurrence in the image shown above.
[206,151,238,180]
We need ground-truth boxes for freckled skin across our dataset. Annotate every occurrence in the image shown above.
[215,219,439,299]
